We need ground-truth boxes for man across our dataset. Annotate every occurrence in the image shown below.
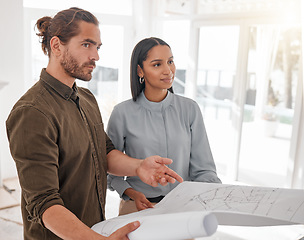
[6,7,183,240]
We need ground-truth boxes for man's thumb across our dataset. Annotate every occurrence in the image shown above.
[112,221,140,238]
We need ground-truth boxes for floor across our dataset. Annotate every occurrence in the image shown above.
[0,178,23,240]
[1,177,304,240]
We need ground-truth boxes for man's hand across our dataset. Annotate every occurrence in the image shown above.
[107,150,183,185]
[107,221,140,240]
[136,155,183,187]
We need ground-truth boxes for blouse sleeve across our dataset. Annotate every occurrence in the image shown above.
[189,101,222,183]
[106,105,132,199]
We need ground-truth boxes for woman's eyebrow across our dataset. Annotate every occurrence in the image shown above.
[150,59,162,63]
[150,56,174,63]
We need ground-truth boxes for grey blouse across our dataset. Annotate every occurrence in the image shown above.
[107,91,221,200]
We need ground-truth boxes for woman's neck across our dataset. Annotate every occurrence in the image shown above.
[144,89,168,102]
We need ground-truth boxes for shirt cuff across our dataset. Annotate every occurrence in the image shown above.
[27,194,64,228]
[110,177,132,200]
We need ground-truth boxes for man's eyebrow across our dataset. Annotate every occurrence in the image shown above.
[83,38,102,47]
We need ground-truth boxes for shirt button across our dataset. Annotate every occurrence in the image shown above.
[65,94,69,98]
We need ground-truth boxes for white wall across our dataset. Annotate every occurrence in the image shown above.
[0,0,25,182]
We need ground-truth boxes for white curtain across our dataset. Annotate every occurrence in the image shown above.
[254,26,280,120]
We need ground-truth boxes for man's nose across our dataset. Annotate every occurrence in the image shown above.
[90,49,100,61]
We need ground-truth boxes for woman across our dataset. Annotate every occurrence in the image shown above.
[107,37,221,215]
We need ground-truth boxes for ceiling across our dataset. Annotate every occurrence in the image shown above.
[165,0,300,17]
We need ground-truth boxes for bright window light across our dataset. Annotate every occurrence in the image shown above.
[23,0,132,16]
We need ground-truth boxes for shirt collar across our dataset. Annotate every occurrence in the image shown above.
[39,68,78,101]
[138,90,173,112]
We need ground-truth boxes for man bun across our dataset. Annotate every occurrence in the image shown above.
[35,16,52,55]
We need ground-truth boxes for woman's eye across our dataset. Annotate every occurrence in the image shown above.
[154,63,160,67]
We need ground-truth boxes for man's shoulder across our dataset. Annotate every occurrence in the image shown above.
[10,81,46,110]
[8,80,68,121]
[6,81,54,130]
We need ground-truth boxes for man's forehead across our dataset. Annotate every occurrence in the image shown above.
[77,21,101,44]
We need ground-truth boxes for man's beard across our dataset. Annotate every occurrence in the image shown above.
[60,49,95,81]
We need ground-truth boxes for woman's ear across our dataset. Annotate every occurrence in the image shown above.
[137,65,143,78]
[49,36,62,57]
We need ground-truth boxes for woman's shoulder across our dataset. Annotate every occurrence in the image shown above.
[172,93,199,109]
[112,98,139,113]
[171,94,203,123]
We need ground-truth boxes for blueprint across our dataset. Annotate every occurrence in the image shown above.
[92,181,304,238]
[157,181,304,225]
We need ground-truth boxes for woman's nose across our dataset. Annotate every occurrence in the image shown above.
[163,64,172,74]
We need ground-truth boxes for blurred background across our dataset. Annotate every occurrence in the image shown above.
[1,0,304,239]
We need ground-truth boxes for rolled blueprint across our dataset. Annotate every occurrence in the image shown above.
[127,211,218,240]
[92,210,217,240]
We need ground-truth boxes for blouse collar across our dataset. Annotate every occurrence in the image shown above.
[138,90,173,112]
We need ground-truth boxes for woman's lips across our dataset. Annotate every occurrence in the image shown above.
[162,78,173,83]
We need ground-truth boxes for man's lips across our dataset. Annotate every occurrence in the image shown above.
[84,61,96,70]
[86,65,95,71]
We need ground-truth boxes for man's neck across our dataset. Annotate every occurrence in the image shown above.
[46,61,75,88]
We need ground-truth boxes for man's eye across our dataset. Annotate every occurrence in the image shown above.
[83,43,90,48]
[169,60,174,64]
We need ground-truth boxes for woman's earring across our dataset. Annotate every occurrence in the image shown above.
[139,77,145,84]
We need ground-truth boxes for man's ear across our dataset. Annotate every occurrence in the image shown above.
[137,65,143,78]
[50,36,62,57]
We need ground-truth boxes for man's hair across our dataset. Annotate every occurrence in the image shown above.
[35,7,99,57]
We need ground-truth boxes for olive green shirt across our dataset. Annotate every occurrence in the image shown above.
[6,69,115,240]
